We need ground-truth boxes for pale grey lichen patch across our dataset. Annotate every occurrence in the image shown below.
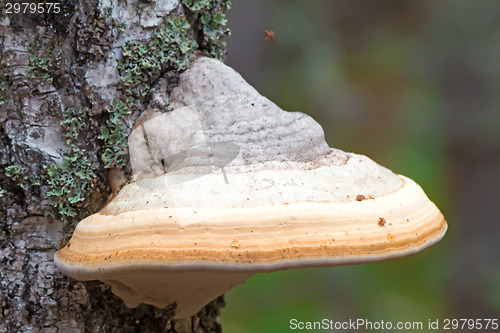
[84,49,121,105]
[11,217,63,250]
[25,123,66,162]
[1,30,34,80]
[0,15,9,27]
[99,0,179,45]
[2,99,66,164]
[139,6,165,28]
[101,0,178,26]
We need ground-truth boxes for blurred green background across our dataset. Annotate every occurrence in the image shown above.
[221,0,499,332]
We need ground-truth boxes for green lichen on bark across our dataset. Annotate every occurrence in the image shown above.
[27,37,64,84]
[99,99,132,168]
[4,165,25,178]
[186,0,231,59]
[44,108,98,218]
[182,0,211,11]
[4,165,28,190]
[199,9,230,59]
[118,16,197,99]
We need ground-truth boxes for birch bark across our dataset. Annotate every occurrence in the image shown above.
[0,0,229,331]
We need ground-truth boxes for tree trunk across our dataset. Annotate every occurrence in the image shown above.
[0,0,230,331]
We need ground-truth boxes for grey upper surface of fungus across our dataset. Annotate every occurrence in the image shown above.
[168,56,332,163]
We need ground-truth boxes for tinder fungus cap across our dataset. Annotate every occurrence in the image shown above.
[54,57,447,319]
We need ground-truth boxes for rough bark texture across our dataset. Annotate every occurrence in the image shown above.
[0,0,230,331]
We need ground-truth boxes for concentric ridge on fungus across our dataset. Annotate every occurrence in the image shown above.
[54,57,447,319]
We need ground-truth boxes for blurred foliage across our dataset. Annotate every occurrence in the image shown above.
[223,0,499,332]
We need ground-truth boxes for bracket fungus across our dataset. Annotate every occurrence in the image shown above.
[54,57,447,319]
